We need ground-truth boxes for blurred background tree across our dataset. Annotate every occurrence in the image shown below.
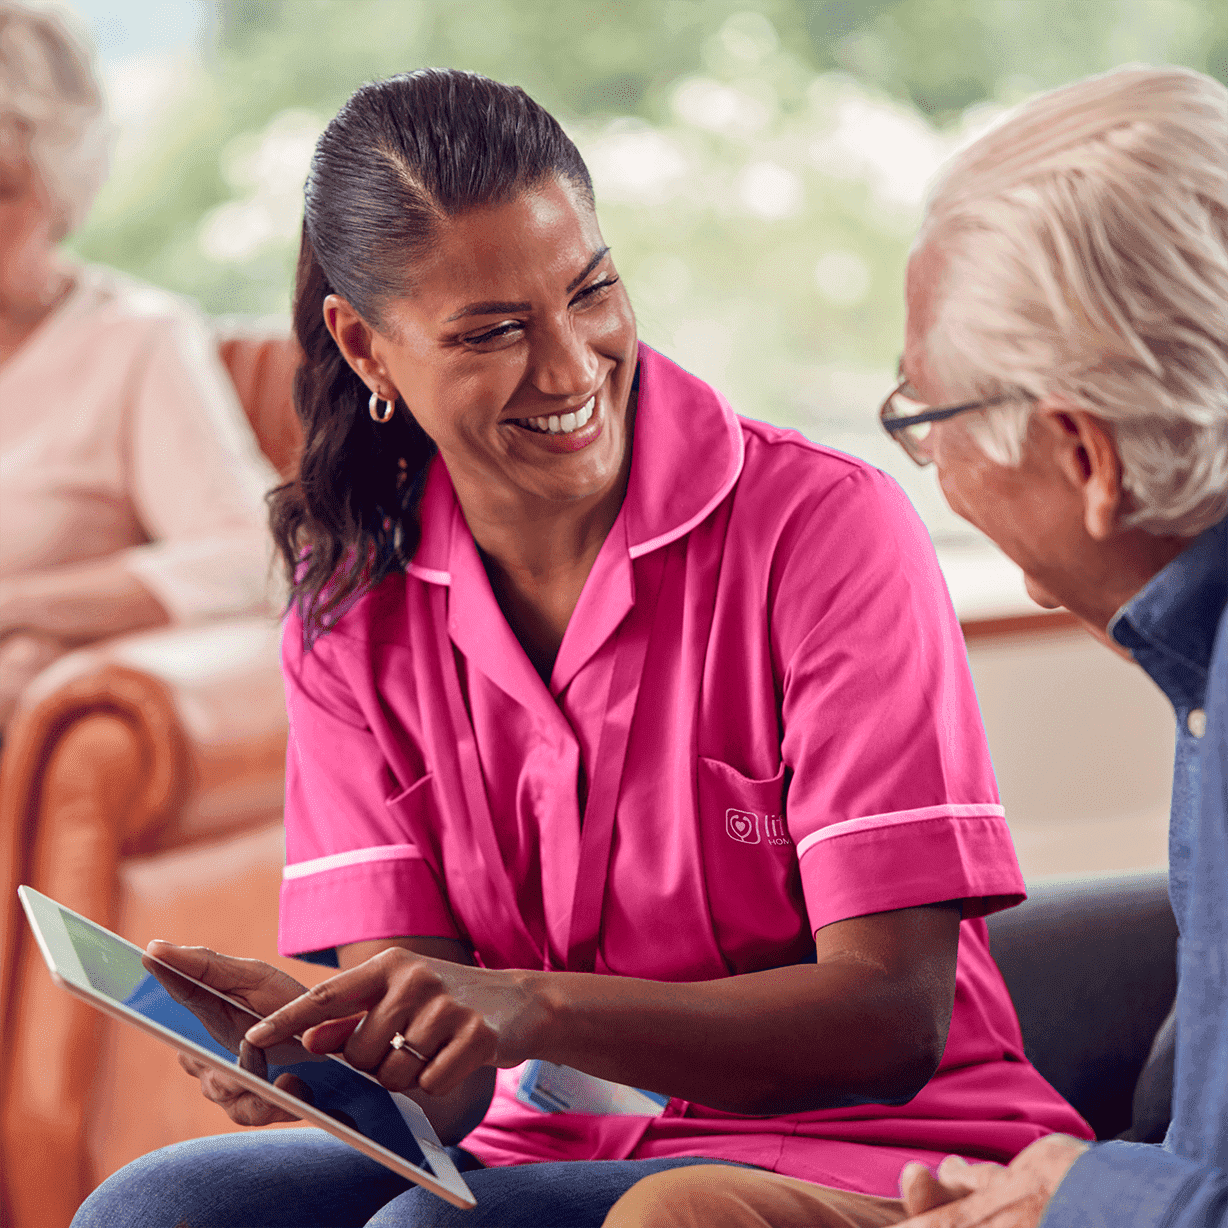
[67,0,1227,542]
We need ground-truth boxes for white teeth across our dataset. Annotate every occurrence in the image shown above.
[520,395,596,435]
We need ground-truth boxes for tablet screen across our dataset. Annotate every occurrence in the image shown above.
[58,906,430,1171]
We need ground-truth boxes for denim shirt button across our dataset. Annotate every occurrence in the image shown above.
[1187,708,1207,738]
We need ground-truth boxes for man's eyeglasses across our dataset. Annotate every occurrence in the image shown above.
[879,379,1015,467]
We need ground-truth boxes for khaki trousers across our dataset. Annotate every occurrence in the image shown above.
[603,1164,908,1228]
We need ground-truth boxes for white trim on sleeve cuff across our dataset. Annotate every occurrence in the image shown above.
[795,803,1007,860]
[282,843,426,880]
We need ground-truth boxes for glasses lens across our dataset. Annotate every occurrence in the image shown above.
[884,388,934,465]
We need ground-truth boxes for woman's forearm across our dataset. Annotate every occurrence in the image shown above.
[0,558,171,644]
[253,906,961,1121]
[528,904,961,1116]
[530,958,944,1115]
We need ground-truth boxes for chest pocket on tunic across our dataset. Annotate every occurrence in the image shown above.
[695,757,813,974]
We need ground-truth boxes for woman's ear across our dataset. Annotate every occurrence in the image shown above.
[322,294,387,394]
[1040,407,1123,541]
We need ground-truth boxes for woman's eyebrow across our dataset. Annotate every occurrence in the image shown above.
[566,246,611,292]
[443,247,611,322]
[445,298,531,322]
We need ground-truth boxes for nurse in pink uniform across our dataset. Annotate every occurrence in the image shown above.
[76,69,1090,1228]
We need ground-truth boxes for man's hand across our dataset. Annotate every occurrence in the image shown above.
[898,1135,1090,1228]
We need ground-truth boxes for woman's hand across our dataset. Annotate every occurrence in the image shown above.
[175,1047,312,1127]
[244,947,549,1098]
[0,562,169,648]
[0,630,67,732]
[147,940,319,1127]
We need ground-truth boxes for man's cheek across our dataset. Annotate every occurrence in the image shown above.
[935,470,985,531]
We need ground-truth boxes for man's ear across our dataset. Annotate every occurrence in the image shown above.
[322,294,391,396]
[1040,406,1123,541]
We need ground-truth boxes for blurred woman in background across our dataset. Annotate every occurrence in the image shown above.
[0,1,278,732]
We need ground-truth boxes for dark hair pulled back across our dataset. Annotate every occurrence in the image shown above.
[269,68,594,642]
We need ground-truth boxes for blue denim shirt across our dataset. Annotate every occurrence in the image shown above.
[1044,517,1228,1228]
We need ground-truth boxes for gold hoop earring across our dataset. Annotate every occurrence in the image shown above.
[369,391,395,423]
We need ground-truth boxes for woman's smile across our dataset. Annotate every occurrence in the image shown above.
[506,393,602,453]
[513,393,595,436]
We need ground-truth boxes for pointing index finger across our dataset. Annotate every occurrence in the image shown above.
[244,962,388,1046]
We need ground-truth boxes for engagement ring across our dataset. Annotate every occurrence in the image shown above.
[389,1032,427,1062]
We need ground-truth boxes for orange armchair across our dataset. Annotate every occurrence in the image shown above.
[0,331,326,1228]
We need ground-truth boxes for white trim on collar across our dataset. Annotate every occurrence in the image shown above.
[629,412,744,559]
[406,563,451,585]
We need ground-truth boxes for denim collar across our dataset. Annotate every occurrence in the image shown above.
[1108,517,1228,712]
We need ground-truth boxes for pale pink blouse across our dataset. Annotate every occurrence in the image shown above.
[0,263,278,622]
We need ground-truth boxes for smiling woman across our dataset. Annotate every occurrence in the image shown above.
[270,71,637,682]
[316,178,637,681]
[72,68,1090,1228]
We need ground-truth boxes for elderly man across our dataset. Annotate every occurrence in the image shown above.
[603,63,1228,1228]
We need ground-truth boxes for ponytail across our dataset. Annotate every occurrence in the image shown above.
[268,227,436,643]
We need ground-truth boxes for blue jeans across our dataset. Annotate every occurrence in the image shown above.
[71,1128,747,1227]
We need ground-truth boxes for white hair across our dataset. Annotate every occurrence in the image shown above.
[918,65,1228,538]
[0,1,110,237]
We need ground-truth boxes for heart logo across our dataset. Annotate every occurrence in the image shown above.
[726,809,760,844]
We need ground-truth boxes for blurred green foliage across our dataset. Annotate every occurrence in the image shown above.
[69,0,1228,539]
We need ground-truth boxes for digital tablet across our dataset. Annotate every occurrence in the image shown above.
[17,885,476,1210]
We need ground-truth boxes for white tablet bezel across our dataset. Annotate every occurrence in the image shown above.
[17,885,476,1210]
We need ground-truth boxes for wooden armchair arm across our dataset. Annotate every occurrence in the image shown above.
[0,616,288,1228]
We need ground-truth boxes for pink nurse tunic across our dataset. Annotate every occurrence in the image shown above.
[278,342,1092,1196]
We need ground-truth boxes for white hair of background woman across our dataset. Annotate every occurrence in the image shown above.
[0,0,110,237]
[917,64,1228,538]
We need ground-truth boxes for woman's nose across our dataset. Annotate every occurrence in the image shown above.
[530,316,600,398]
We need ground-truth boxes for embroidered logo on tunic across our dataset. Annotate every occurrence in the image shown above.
[762,815,791,845]
[726,809,792,846]
[726,809,760,843]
